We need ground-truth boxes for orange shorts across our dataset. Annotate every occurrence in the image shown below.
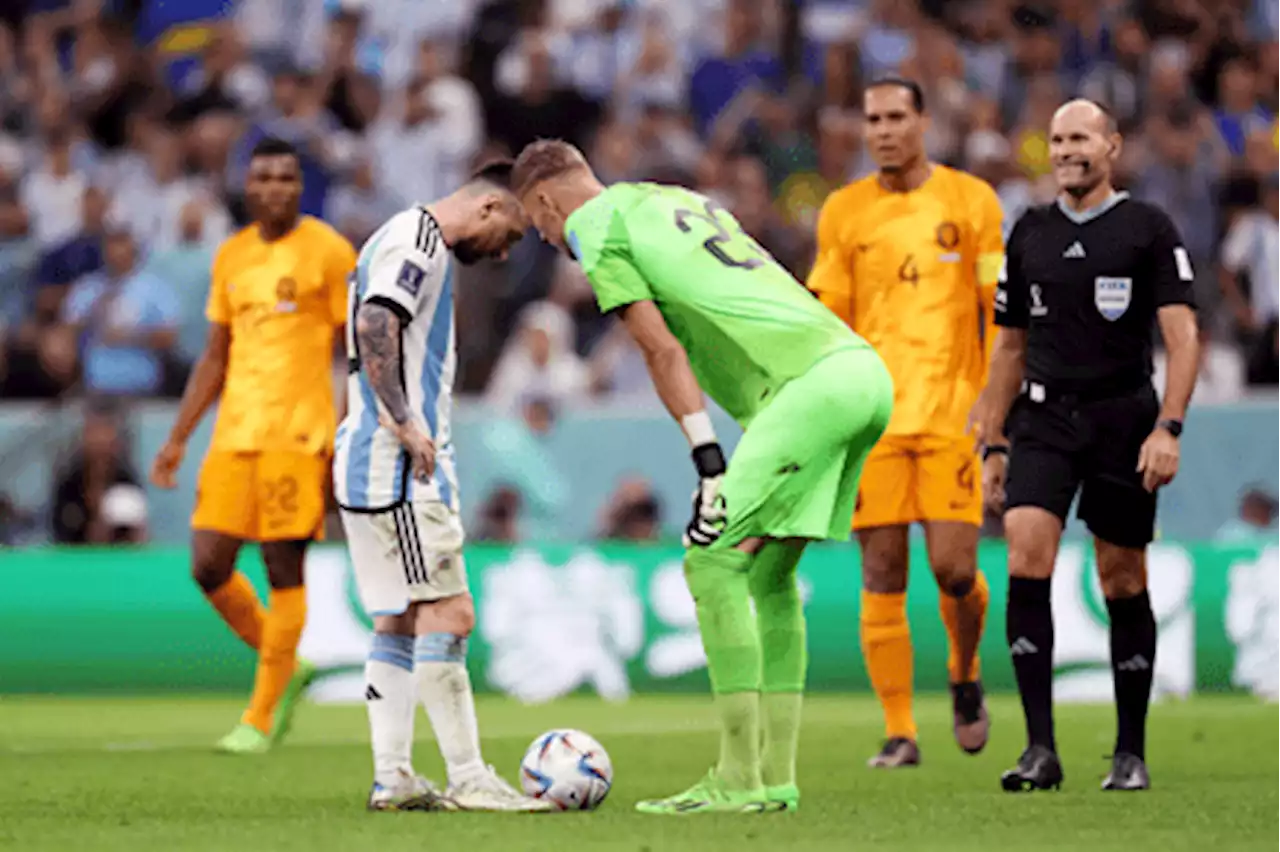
[193,451,329,541]
[853,434,981,529]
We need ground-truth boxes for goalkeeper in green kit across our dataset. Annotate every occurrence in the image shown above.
[511,141,894,815]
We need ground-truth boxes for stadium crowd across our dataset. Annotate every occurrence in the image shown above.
[0,0,1275,544]
[0,0,1276,406]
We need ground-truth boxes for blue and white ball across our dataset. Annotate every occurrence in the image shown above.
[519,729,613,811]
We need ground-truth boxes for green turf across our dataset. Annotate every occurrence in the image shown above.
[0,694,1274,851]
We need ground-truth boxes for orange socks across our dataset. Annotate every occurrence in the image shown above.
[206,572,265,649]
[242,586,307,734]
[940,571,990,683]
[860,590,916,741]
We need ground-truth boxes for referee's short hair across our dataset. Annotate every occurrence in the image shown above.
[1058,99,1120,135]
[865,77,926,114]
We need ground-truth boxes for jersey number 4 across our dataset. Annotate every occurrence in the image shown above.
[673,200,769,270]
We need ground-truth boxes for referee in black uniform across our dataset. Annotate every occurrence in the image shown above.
[970,100,1200,793]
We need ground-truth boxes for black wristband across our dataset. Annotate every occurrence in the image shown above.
[1157,419,1183,438]
[982,444,1010,461]
[691,443,727,478]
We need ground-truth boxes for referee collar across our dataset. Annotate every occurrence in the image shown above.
[1056,190,1130,225]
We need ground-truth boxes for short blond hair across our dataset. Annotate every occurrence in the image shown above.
[511,139,589,196]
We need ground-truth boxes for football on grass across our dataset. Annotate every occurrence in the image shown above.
[519,729,613,810]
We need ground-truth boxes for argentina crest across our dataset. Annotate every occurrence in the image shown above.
[1094,275,1132,321]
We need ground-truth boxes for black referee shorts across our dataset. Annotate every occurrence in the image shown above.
[1004,382,1160,549]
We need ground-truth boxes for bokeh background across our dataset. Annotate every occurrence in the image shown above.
[0,0,1275,549]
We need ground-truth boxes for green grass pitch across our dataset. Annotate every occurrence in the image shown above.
[0,694,1274,851]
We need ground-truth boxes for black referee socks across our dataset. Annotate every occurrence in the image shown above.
[1006,576,1056,753]
[1107,590,1156,760]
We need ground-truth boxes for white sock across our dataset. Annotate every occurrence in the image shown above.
[414,632,485,786]
[366,633,416,788]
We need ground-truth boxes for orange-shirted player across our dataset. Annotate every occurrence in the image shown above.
[149,137,357,754]
[807,78,1005,768]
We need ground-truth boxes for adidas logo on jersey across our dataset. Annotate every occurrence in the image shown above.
[1063,241,1087,259]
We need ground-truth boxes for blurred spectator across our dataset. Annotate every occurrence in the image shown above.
[20,127,89,249]
[615,11,688,123]
[475,392,569,541]
[486,300,590,410]
[0,493,39,546]
[1220,177,1279,385]
[35,184,108,315]
[489,28,602,154]
[324,149,398,246]
[1213,54,1272,157]
[142,199,218,371]
[1216,487,1280,542]
[51,401,141,544]
[587,319,656,401]
[0,170,37,326]
[231,66,336,218]
[1078,18,1148,130]
[169,24,269,128]
[597,477,662,543]
[368,42,483,208]
[111,125,232,250]
[60,225,179,396]
[1135,107,1221,316]
[689,0,784,138]
[474,484,523,544]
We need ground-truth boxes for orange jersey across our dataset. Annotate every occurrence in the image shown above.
[207,216,357,455]
[807,166,1004,438]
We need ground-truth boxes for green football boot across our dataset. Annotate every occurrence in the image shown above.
[270,658,318,746]
[635,769,777,815]
[214,723,271,755]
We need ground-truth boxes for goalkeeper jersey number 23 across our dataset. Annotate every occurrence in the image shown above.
[565,182,869,428]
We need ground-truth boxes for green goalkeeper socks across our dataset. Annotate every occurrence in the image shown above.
[683,547,761,790]
[750,541,807,788]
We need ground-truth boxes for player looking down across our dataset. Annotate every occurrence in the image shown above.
[334,161,550,812]
[512,139,894,815]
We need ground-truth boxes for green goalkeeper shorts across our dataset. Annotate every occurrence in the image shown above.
[712,346,893,548]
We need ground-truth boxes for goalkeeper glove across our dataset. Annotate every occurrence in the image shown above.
[683,443,727,548]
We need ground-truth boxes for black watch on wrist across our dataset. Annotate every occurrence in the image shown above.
[1157,418,1183,438]
[981,444,1010,461]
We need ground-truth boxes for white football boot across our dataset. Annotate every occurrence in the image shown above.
[444,766,555,812]
[367,769,447,812]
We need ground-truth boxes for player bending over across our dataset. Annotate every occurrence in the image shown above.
[512,140,894,815]
[807,77,1004,767]
[151,137,356,754]
[334,161,550,812]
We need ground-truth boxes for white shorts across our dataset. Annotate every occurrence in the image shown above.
[340,501,469,616]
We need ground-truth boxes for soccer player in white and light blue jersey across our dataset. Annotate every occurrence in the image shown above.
[332,161,547,812]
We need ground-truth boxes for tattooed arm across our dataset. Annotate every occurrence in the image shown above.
[355,300,412,425]
[355,299,435,478]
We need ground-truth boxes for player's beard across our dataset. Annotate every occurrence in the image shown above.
[452,238,487,266]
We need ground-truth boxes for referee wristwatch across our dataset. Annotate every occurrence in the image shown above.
[981,444,1010,461]
[1156,419,1183,438]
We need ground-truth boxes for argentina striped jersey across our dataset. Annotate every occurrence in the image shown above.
[333,206,459,511]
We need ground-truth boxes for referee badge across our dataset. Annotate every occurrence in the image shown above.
[1094,276,1132,321]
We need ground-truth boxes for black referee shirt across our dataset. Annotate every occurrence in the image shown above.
[994,192,1197,396]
